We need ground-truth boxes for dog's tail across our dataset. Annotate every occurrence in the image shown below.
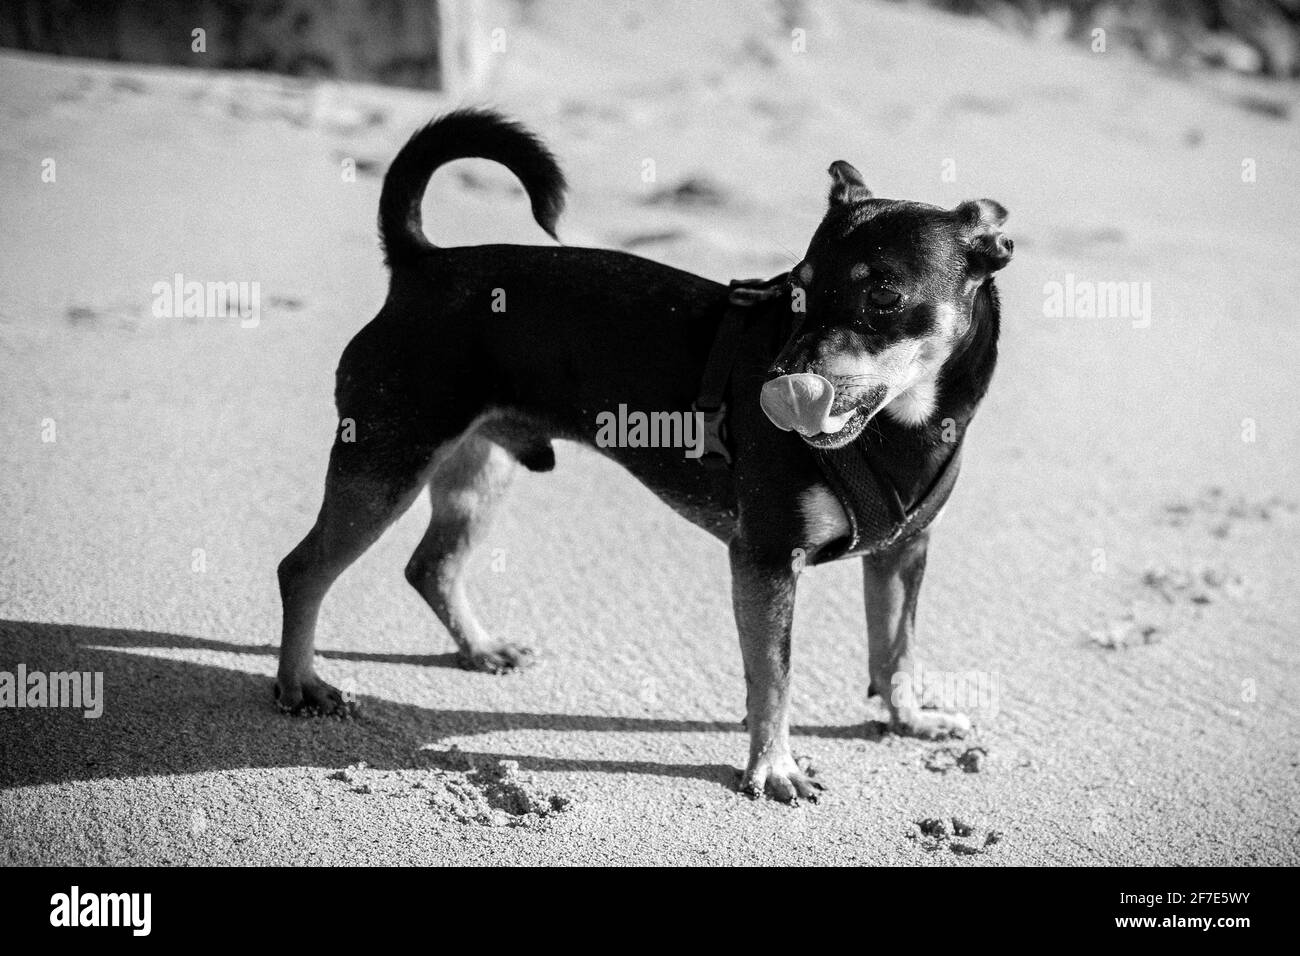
[378,108,566,268]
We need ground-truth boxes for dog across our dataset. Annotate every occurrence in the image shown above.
[275,109,1012,802]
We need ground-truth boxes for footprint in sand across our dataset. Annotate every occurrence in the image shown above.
[1087,561,1253,650]
[454,167,525,197]
[333,151,382,178]
[924,745,989,774]
[328,750,573,829]
[1161,485,1296,538]
[641,175,731,210]
[909,817,1004,856]
[614,228,690,251]
[1087,486,1285,650]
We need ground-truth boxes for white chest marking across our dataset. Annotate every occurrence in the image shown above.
[883,374,939,426]
[799,485,850,544]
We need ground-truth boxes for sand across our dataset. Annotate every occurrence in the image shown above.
[1,0,1298,865]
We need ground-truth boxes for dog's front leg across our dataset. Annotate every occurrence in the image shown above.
[863,532,971,738]
[730,536,823,802]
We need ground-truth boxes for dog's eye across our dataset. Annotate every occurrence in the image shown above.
[868,287,901,309]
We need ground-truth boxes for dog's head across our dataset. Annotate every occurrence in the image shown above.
[760,161,1012,449]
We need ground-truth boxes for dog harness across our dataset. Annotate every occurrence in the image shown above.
[695,274,963,561]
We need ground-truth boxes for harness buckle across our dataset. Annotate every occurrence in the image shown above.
[693,400,731,467]
[728,276,789,306]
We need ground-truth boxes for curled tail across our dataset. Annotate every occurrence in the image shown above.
[378,108,567,267]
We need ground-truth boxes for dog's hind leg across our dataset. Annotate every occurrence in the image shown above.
[276,435,433,716]
[862,531,972,738]
[405,430,534,673]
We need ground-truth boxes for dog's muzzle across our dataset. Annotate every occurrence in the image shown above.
[760,373,886,437]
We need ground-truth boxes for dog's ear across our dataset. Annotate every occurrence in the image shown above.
[958,199,1013,273]
[827,160,872,207]
[959,198,1008,228]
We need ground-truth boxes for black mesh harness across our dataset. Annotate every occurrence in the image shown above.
[695,274,963,561]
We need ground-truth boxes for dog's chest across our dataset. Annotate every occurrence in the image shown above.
[799,485,851,546]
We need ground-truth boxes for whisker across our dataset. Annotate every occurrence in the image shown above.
[772,240,800,265]
[831,374,892,387]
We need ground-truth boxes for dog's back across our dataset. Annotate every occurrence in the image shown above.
[361,110,730,440]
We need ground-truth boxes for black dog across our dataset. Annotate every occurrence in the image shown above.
[276,109,1012,802]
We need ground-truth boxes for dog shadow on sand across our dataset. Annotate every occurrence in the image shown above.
[0,619,863,791]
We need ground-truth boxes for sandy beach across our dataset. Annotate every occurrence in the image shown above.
[1,0,1298,865]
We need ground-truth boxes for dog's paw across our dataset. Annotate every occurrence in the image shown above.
[739,753,825,804]
[890,709,971,740]
[457,642,536,675]
[274,675,360,719]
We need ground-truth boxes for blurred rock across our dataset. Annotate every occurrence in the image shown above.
[0,0,497,90]
[915,0,1300,78]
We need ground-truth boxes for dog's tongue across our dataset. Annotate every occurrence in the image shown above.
[760,373,840,437]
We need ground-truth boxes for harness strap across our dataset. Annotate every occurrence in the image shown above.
[815,440,963,560]
[695,273,962,560]
[694,275,788,468]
